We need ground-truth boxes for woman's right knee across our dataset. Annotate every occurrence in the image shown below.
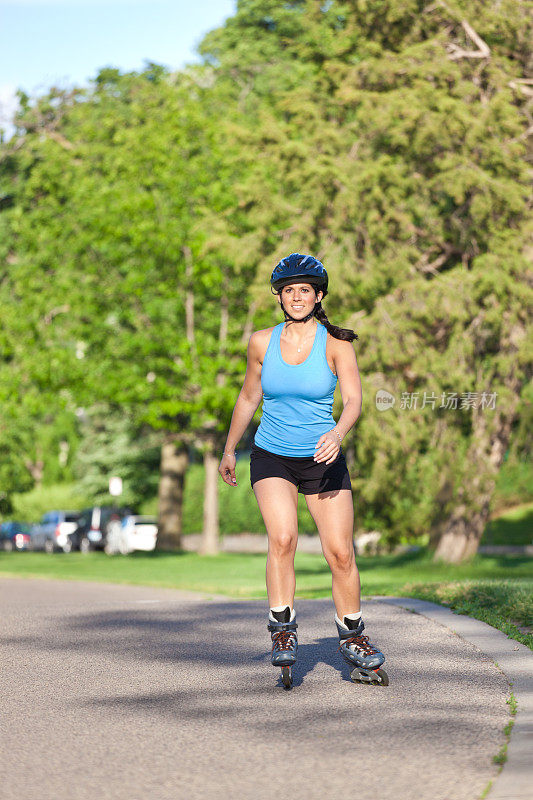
[268,531,298,559]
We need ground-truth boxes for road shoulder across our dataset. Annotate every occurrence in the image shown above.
[372,596,533,800]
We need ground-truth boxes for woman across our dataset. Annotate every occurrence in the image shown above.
[218,253,387,688]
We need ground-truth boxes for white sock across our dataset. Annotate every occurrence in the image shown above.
[269,605,296,622]
[335,610,361,628]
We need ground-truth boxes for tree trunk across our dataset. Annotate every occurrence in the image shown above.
[156,434,188,551]
[183,245,194,345]
[25,444,44,485]
[197,278,229,556]
[200,435,220,555]
[432,496,494,563]
[433,369,522,562]
[345,441,356,475]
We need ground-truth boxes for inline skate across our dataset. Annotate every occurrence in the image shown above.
[267,606,298,689]
[336,615,389,686]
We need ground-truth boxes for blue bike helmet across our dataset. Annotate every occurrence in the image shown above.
[270,253,328,298]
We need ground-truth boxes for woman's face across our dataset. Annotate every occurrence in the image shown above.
[277,283,322,318]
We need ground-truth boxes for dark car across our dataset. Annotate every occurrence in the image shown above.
[0,521,32,551]
[30,511,81,553]
[69,506,130,553]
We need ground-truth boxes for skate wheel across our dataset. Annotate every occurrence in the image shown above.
[350,667,389,686]
[281,666,293,689]
[375,668,389,686]
[350,668,372,684]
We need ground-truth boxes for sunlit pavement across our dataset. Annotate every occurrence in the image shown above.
[1,577,510,800]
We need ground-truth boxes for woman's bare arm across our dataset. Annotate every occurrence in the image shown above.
[225,332,264,451]
[333,339,362,439]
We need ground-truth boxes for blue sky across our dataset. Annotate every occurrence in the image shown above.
[0,0,237,127]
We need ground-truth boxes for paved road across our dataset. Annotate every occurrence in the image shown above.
[1,577,510,800]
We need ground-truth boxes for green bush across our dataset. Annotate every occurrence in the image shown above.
[8,482,91,524]
[11,453,533,539]
[181,458,317,535]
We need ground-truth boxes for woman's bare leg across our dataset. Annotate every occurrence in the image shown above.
[253,477,299,608]
[304,489,360,617]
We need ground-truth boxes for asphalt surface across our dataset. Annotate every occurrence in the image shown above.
[1,577,511,800]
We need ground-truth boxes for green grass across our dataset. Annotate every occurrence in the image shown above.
[491,458,533,512]
[492,693,518,766]
[1,549,531,649]
[398,580,532,649]
[481,502,533,547]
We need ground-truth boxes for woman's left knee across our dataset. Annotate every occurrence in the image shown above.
[324,545,355,573]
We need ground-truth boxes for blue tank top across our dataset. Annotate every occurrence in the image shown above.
[254,321,337,457]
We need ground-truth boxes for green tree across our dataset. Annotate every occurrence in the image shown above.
[73,404,161,508]
[199,0,533,560]
[1,65,256,551]
[2,2,531,564]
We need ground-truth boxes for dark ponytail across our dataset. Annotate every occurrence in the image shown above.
[313,301,358,342]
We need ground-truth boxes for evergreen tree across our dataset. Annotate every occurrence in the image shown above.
[198,0,532,560]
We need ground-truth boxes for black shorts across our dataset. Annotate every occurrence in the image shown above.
[249,442,352,495]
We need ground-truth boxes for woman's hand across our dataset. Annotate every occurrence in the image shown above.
[314,429,341,465]
[219,453,237,486]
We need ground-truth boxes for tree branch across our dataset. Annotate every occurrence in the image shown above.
[46,130,75,150]
[446,19,490,61]
[432,1,491,62]
[508,79,533,98]
[183,245,194,345]
[240,300,256,345]
[415,242,460,276]
[43,304,70,325]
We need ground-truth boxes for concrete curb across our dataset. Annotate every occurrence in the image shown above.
[372,596,533,800]
[478,546,533,556]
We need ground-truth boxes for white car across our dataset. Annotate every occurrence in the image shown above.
[116,515,158,554]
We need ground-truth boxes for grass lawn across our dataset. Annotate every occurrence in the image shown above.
[481,502,533,546]
[1,548,531,649]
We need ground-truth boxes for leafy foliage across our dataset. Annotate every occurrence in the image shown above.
[1,2,531,556]
[73,404,161,508]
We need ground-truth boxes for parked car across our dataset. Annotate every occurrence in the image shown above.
[106,515,158,555]
[31,511,81,553]
[69,506,129,553]
[0,521,32,551]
